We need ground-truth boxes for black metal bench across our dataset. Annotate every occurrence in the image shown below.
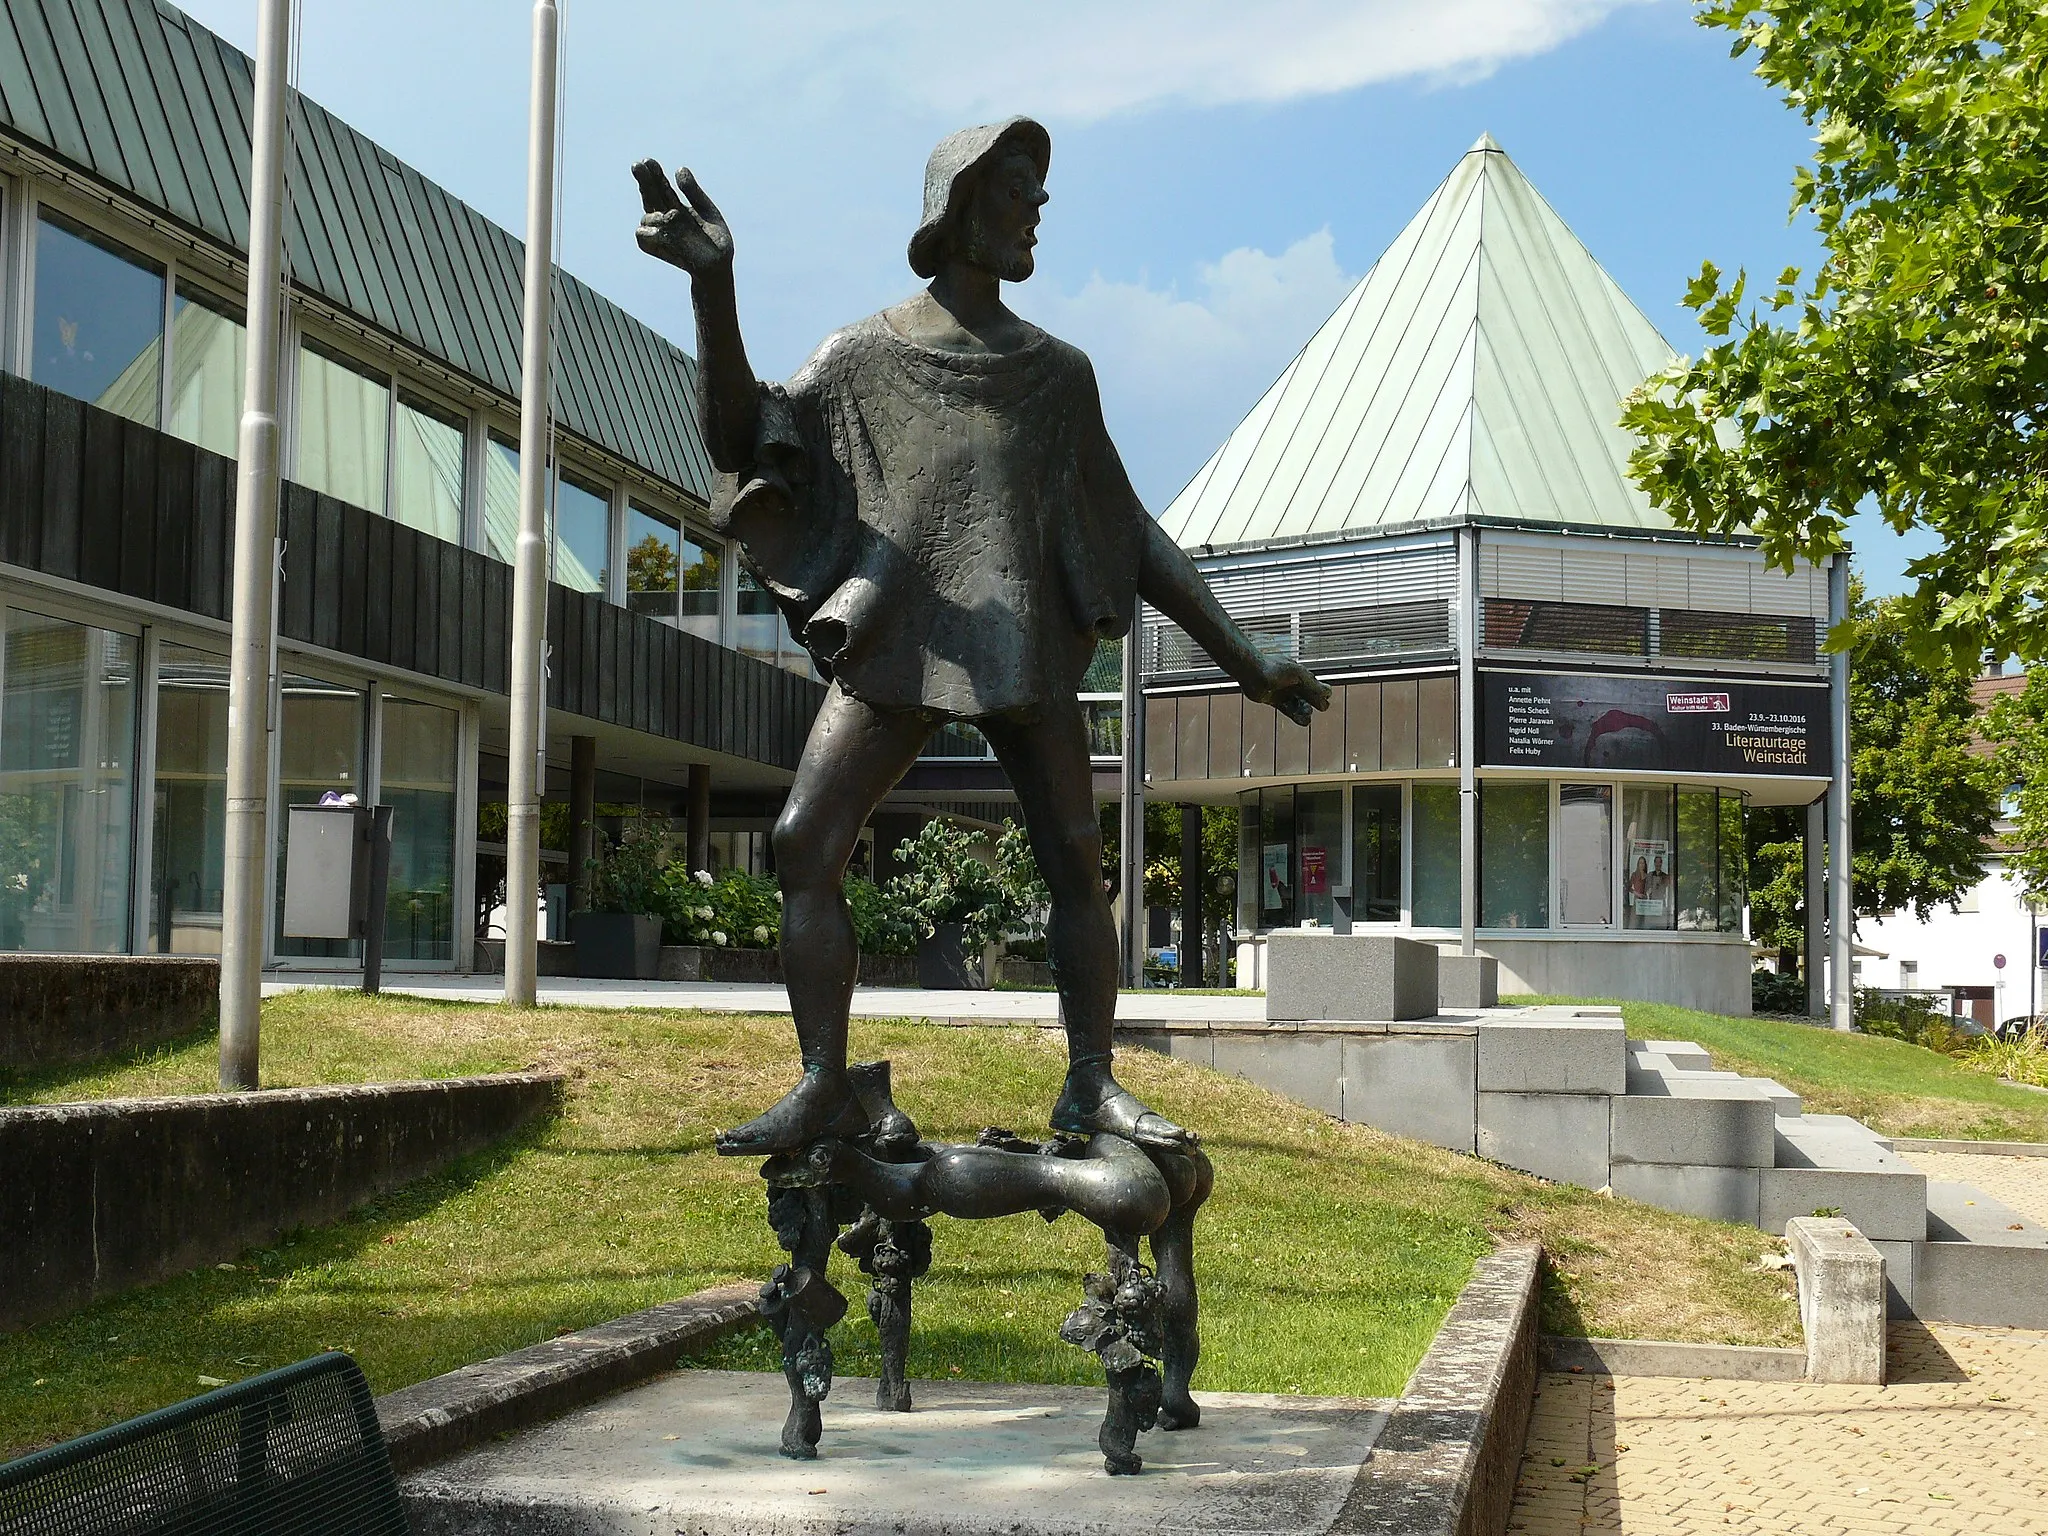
[0,1353,407,1535]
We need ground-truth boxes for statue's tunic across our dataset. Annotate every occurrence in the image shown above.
[711,313,1147,719]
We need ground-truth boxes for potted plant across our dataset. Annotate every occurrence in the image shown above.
[570,818,671,979]
[887,818,1033,990]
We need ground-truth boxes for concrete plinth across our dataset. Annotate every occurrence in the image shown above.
[1788,1217,1887,1384]
[1264,932,1438,1022]
[1437,953,1498,1010]
[1477,1015,1627,1095]
[1477,1091,1611,1189]
[401,1370,1393,1536]
[1340,1032,1477,1153]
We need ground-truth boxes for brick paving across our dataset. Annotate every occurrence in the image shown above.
[1904,1148,2048,1228]
[1510,1321,2048,1534]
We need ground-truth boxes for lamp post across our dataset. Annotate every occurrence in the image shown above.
[216,0,293,1089]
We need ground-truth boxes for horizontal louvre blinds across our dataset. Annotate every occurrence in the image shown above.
[1144,539,1455,677]
[1749,563,1826,619]
[1684,559,1751,613]
[1483,543,1564,602]
[1624,550,1691,608]
[1558,545,1627,606]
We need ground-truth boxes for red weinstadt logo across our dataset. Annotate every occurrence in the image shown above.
[1665,692,1731,715]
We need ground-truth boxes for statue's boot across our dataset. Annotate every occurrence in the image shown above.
[848,1060,920,1153]
[1049,1070,1196,1150]
[717,1065,867,1156]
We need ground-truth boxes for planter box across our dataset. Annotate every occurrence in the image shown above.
[995,956,1054,989]
[917,922,988,990]
[659,947,920,986]
[569,912,664,980]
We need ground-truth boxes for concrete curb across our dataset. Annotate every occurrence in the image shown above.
[1332,1240,1542,1536]
[1895,1137,2048,1158]
[1540,1335,1805,1381]
[376,1282,761,1473]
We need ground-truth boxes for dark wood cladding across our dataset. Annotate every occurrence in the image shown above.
[0,375,820,770]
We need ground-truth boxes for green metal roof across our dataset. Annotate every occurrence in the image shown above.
[0,0,714,503]
[1161,135,1679,551]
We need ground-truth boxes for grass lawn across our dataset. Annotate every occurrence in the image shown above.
[0,992,1796,1459]
[1579,1000,2048,1143]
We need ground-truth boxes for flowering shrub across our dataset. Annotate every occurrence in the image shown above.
[586,817,676,916]
[659,865,781,949]
[846,874,919,956]
[887,817,1042,952]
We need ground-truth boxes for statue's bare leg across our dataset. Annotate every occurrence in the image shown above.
[981,704,1192,1149]
[1151,1147,1213,1429]
[718,685,932,1156]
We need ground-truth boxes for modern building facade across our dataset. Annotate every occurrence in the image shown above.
[1138,138,1845,1013]
[0,0,831,971]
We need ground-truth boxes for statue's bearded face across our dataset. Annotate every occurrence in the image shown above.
[954,148,1048,283]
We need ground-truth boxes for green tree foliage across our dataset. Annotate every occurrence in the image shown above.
[1099,801,1239,922]
[1622,0,2048,666]
[626,532,679,597]
[1985,675,2048,898]
[1746,586,1997,952]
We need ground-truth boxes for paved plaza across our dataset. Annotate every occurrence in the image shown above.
[264,974,1273,1022]
[1512,1319,2048,1533]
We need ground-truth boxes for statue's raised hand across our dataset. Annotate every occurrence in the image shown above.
[632,160,733,277]
[1252,659,1332,728]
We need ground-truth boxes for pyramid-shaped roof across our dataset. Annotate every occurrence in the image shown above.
[1161,136,1679,551]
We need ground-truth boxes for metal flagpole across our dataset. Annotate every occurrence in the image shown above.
[217,0,294,1090]
[504,0,559,1006]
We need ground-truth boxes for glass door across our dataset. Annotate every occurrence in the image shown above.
[273,673,366,962]
[149,643,229,953]
[1558,783,1614,927]
[1351,784,1403,923]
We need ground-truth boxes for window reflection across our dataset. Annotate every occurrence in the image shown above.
[0,610,137,953]
[626,502,681,622]
[392,391,465,543]
[1623,784,1678,931]
[1481,781,1549,929]
[34,212,165,427]
[1410,783,1461,928]
[737,570,811,675]
[481,431,521,564]
[296,341,389,512]
[380,697,458,963]
[680,528,722,642]
[1352,784,1402,923]
[274,674,364,961]
[554,470,610,594]
[167,284,245,457]
[149,644,229,954]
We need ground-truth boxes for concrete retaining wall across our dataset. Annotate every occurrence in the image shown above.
[1478,937,1753,1015]
[0,1073,564,1332]
[0,955,219,1071]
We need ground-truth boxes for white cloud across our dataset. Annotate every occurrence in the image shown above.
[715,0,1655,122]
[1021,230,1359,506]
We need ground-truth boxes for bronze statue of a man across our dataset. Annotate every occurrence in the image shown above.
[634,118,1328,1157]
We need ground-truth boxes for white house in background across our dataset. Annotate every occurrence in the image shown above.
[1855,669,2039,1028]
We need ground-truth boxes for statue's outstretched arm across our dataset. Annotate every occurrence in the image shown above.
[1136,516,1330,726]
[632,161,760,473]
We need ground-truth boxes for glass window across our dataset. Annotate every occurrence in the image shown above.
[554,470,611,594]
[1718,793,1747,933]
[1481,781,1549,929]
[679,527,722,642]
[392,391,466,543]
[1352,784,1402,923]
[1083,700,1122,758]
[380,697,459,963]
[1622,784,1678,931]
[295,340,389,511]
[274,674,364,960]
[0,610,137,953]
[148,644,229,954]
[1411,782,1461,928]
[34,211,165,426]
[1296,789,1342,928]
[1675,787,1720,931]
[1257,786,1295,929]
[1558,784,1612,926]
[167,283,245,457]
[481,431,521,563]
[626,502,681,622]
[738,570,811,675]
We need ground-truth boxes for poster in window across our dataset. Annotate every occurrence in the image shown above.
[1481,672,1830,776]
[1628,838,1670,919]
[1262,843,1289,911]
[1301,846,1328,896]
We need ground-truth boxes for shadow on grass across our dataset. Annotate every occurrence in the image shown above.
[0,1026,219,1104]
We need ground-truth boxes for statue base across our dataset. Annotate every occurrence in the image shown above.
[749,1061,1212,1475]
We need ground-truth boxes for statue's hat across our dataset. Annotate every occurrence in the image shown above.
[907,116,1051,279]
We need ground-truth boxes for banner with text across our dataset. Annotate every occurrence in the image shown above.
[1481,672,1831,777]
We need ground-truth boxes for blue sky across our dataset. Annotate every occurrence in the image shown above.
[175,0,1931,594]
